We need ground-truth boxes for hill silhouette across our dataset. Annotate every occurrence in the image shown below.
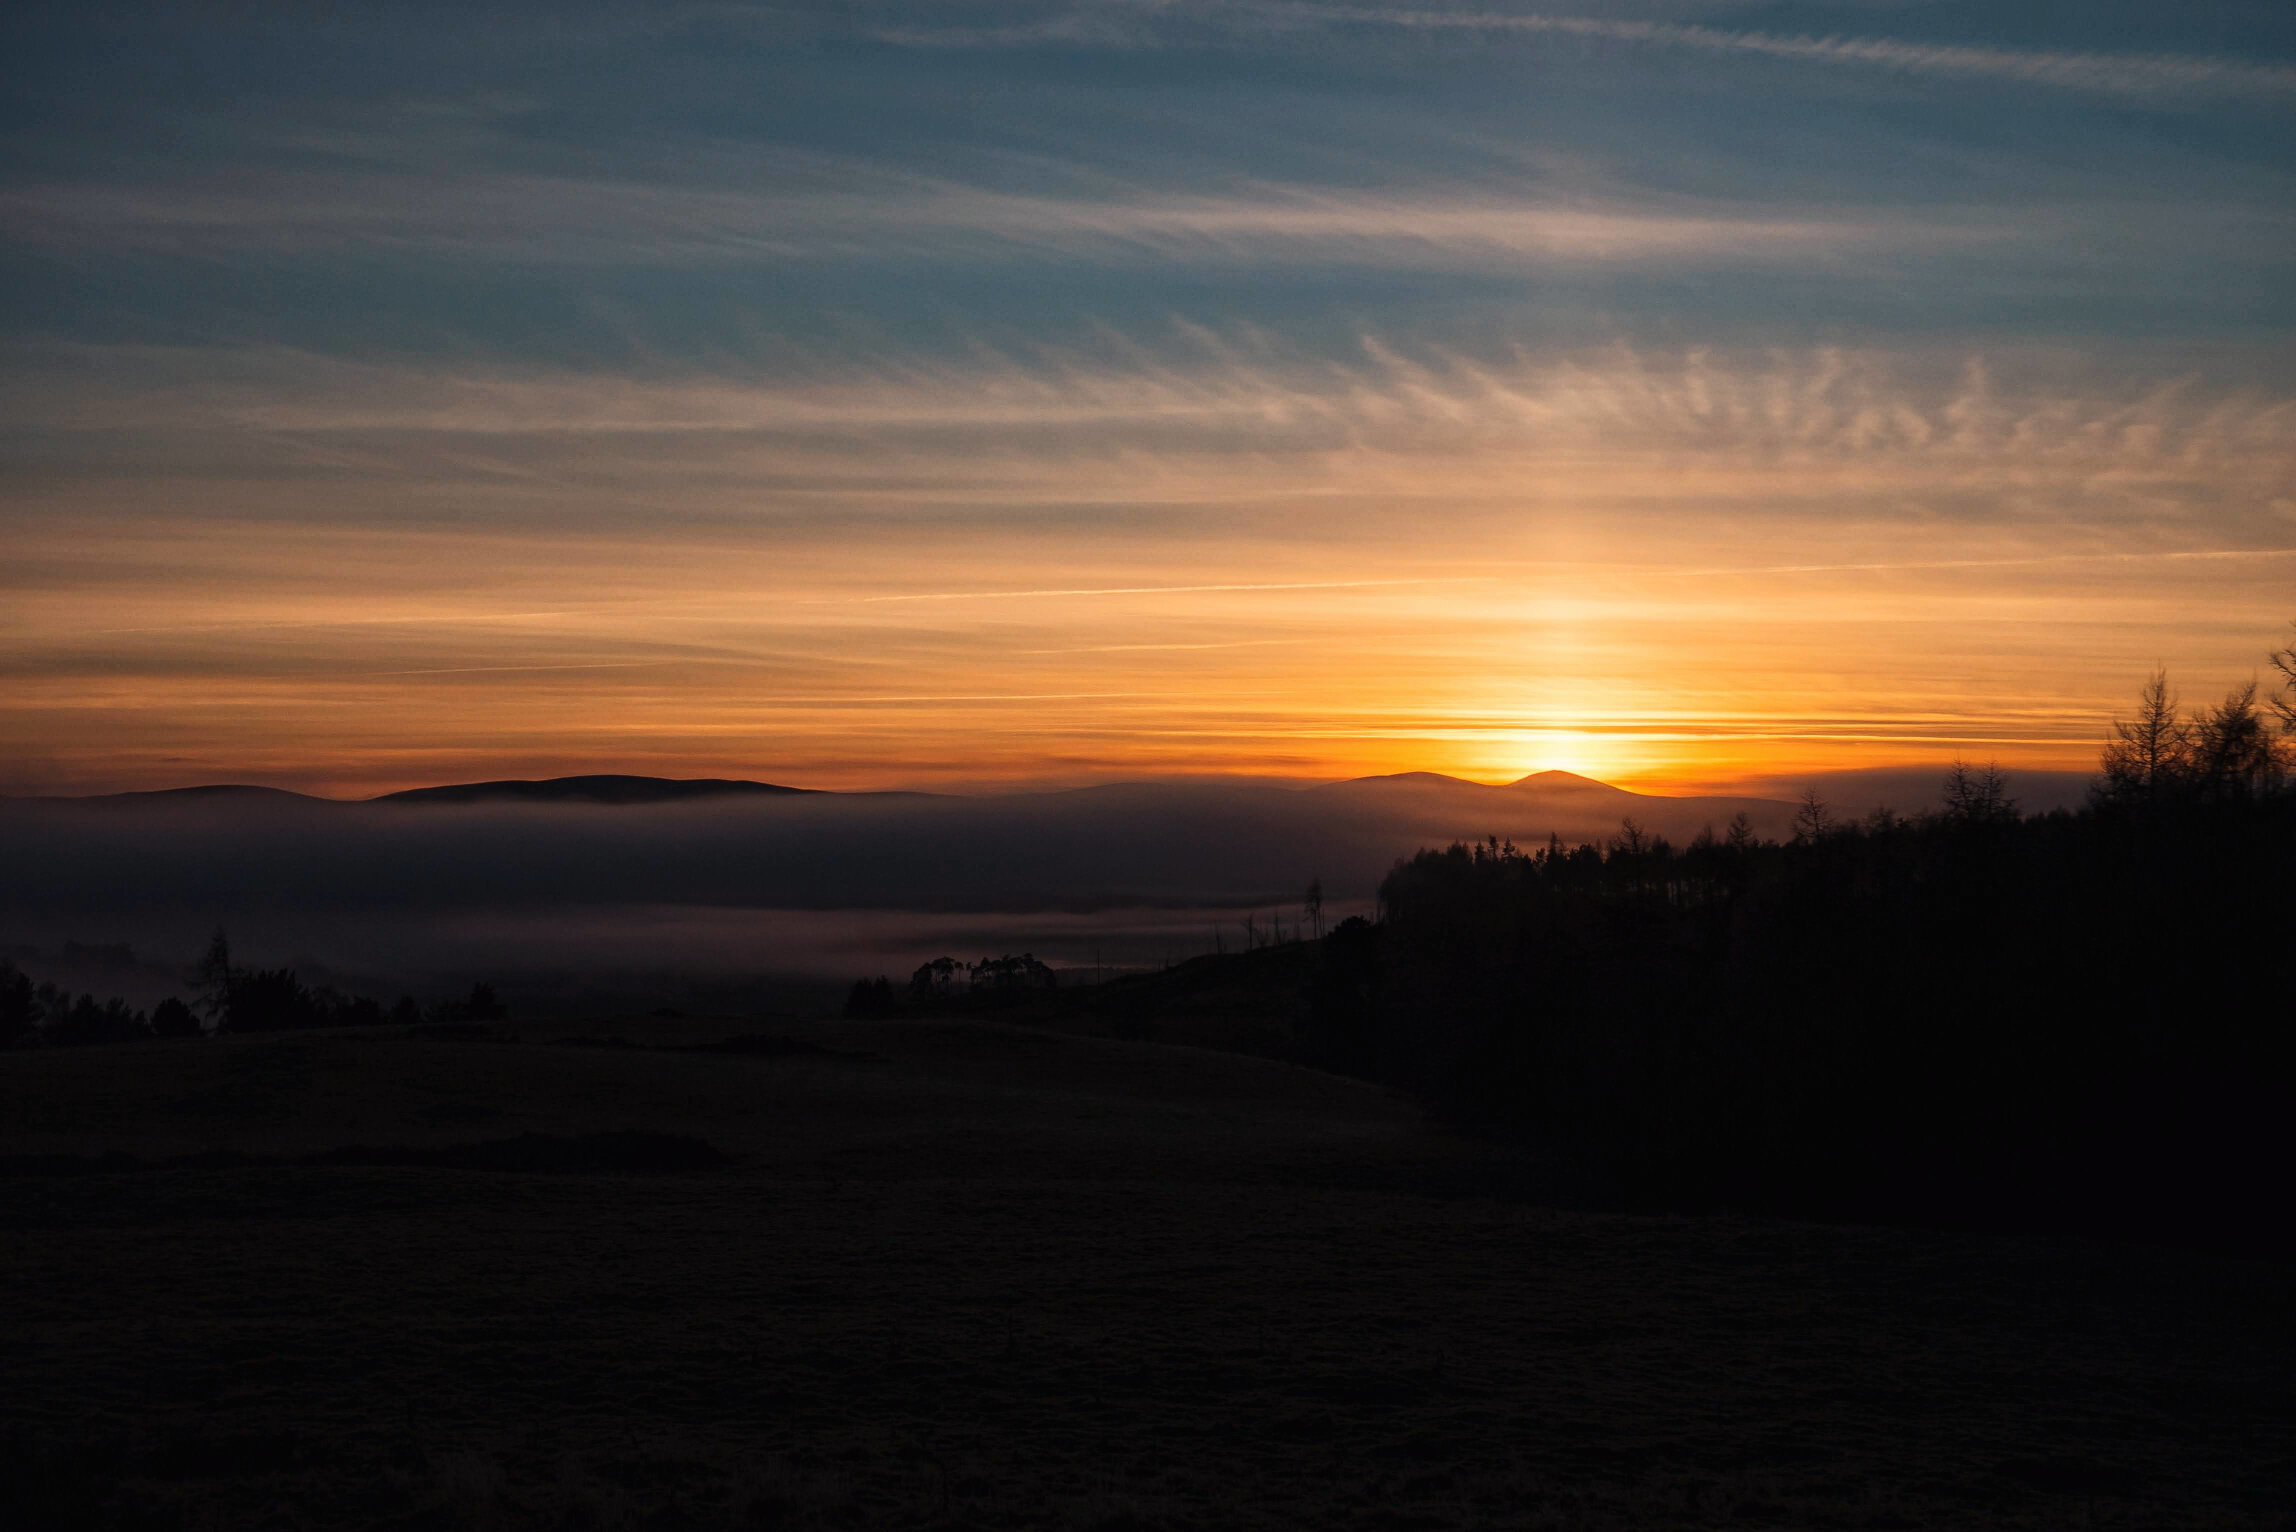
[59,784,330,806]
[373,774,820,806]
[1506,769,1638,791]
[10,770,1903,840]
[1314,768,1793,840]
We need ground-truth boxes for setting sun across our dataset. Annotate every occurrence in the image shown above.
[5,6,2294,1522]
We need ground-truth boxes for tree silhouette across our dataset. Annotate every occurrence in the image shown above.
[2190,683,2285,803]
[226,967,321,1032]
[2098,670,2190,806]
[52,994,147,1046]
[0,963,37,1048]
[150,996,201,1039]
[910,956,962,1000]
[843,976,897,1017]
[2099,646,2296,811]
[1941,759,2016,825]
[970,953,1057,992]
[1792,787,1833,843]
[190,930,237,1027]
[2272,623,2296,737]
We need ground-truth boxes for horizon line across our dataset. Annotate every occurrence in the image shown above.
[2,761,2100,806]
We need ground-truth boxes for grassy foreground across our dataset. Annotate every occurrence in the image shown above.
[3,1017,2289,1529]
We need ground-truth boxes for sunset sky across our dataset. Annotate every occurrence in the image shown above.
[5,1,2293,797]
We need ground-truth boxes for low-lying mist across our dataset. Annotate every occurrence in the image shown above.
[0,770,1909,1006]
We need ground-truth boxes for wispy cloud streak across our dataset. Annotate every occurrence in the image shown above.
[0,168,1970,270]
[1660,548,2296,579]
[1195,4,2296,101]
[857,577,1494,603]
[22,339,2293,511]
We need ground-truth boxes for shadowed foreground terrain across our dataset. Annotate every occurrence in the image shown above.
[3,1018,2289,1529]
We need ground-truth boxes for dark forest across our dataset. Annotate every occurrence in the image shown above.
[870,639,2296,1249]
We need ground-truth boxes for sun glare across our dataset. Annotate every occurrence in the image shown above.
[1503,728,1613,782]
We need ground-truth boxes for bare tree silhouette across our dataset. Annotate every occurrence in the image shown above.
[1942,759,2016,825]
[2098,670,2191,806]
[1792,787,1833,844]
[190,929,237,1027]
[2272,622,2296,737]
[2191,683,2287,802]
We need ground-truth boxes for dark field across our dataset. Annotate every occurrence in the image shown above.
[3,1020,2289,1529]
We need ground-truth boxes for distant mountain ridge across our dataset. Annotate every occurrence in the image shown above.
[13,768,1791,811]
[1322,768,1679,796]
[3,776,821,807]
[375,775,819,806]
[1314,768,1794,826]
[1508,769,1640,791]
[24,766,2048,824]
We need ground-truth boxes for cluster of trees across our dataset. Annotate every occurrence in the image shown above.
[1303,629,2296,1245]
[0,967,195,1047]
[0,931,506,1047]
[2096,662,2292,808]
[844,951,1061,1016]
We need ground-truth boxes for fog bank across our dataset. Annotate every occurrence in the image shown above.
[3,772,1820,1001]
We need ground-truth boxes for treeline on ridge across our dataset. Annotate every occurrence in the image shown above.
[1316,634,2296,1245]
[859,631,2296,1247]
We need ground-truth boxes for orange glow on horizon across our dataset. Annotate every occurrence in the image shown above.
[3,514,2266,800]
[4,347,2290,798]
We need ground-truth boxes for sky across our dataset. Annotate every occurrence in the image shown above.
[4,0,2293,797]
